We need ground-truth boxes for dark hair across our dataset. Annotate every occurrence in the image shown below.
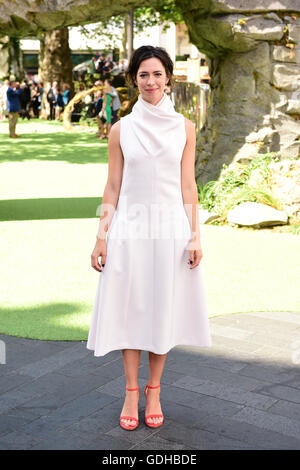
[125,45,174,88]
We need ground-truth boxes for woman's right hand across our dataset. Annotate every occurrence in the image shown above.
[91,239,107,272]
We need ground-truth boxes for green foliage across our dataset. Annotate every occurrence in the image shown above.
[197,152,282,220]
[197,180,218,209]
[220,185,282,217]
[79,1,183,48]
[242,152,279,180]
[291,224,300,235]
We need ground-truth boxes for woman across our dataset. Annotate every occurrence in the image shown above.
[87,45,212,431]
[62,83,71,107]
[31,84,40,118]
[94,88,104,137]
[99,80,112,139]
[55,87,64,120]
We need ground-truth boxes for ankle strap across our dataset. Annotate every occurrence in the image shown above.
[126,386,139,391]
[145,384,160,389]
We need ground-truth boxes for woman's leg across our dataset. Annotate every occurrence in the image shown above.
[146,352,167,425]
[120,349,141,427]
[99,120,105,138]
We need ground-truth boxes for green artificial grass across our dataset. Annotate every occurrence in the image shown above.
[0,119,300,341]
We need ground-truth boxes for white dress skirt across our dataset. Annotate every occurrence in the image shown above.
[86,92,212,356]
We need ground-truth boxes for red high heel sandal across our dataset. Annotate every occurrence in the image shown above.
[144,383,164,428]
[119,386,140,431]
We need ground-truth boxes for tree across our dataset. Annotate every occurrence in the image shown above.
[0,36,24,80]
[79,1,183,59]
[38,27,73,118]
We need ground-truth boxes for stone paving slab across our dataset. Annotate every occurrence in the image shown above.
[0,311,300,450]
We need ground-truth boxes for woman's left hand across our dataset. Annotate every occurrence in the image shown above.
[188,236,203,269]
[188,248,203,269]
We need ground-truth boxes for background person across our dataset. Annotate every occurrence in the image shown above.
[30,84,41,118]
[95,53,106,77]
[62,83,71,107]
[0,79,9,121]
[94,90,104,137]
[6,80,22,138]
[19,79,31,120]
[47,80,59,120]
[55,87,64,120]
[104,78,121,125]
[99,81,112,139]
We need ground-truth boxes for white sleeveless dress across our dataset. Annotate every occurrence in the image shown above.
[86,92,212,356]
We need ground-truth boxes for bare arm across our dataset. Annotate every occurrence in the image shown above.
[181,118,202,268]
[91,120,124,271]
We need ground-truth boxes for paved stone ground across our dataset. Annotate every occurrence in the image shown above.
[0,311,300,450]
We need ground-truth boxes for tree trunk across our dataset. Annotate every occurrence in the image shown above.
[0,36,9,79]
[120,16,127,60]
[126,10,134,60]
[0,36,24,80]
[9,37,24,80]
[38,27,73,118]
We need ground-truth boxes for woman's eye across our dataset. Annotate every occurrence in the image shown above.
[140,74,162,77]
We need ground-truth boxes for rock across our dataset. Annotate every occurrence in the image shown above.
[269,111,300,145]
[227,202,288,227]
[198,207,219,224]
[247,168,266,187]
[211,1,299,14]
[271,63,300,90]
[232,14,285,41]
[272,45,300,63]
[286,99,300,113]
[284,16,300,25]
[274,92,289,111]
[245,127,276,143]
[233,142,263,165]
[263,12,284,23]
[279,141,300,159]
[288,24,300,43]
[0,0,147,36]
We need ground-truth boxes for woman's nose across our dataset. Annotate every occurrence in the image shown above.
[146,75,155,84]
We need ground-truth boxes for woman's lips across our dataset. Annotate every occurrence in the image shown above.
[146,89,157,92]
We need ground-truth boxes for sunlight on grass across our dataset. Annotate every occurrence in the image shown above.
[1,218,300,340]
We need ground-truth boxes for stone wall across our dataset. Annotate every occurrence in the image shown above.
[179,8,300,182]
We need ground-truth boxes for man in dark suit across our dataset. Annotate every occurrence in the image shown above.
[6,80,22,138]
[47,81,59,120]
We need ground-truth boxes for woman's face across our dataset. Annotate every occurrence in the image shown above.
[135,57,169,102]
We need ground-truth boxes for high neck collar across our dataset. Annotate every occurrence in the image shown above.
[132,91,178,119]
[138,92,166,108]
